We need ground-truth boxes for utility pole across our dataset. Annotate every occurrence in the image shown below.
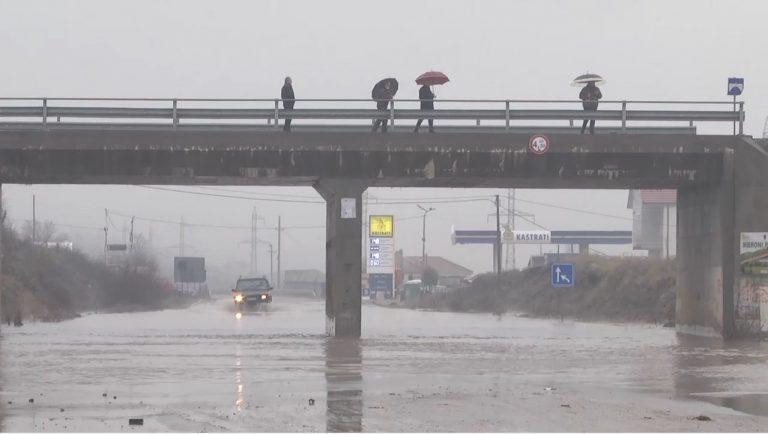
[495,195,502,277]
[511,189,516,270]
[32,194,36,244]
[665,205,671,259]
[267,242,275,284]
[129,216,135,250]
[417,204,435,268]
[250,208,256,275]
[179,216,185,256]
[104,208,109,264]
[277,215,282,289]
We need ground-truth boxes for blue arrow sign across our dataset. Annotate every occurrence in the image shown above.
[551,263,574,287]
[727,77,744,96]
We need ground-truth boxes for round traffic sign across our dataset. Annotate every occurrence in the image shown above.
[528,135,550,155]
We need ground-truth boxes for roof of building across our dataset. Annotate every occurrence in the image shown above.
[401,256,473,277]
[627,189,677,208]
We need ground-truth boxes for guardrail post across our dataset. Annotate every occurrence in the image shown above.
[172,99,178,128]
[42,98,48,129]
[389,100,395,129]
[621,101,627,132]
[274,99,280,128]
[505,101,510,130]
[738,101,744,135]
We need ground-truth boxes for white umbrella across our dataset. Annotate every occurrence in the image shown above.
[571,73,605,87]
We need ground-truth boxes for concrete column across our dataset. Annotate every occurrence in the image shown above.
[676,149,736,338]
[314,179,367,338]
[0,183,3,329]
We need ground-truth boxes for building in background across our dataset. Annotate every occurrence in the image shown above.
[283,269,325,297]
[627,189,677,258]
[399,254,473,289]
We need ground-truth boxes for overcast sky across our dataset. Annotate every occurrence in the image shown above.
[0,0,761,283]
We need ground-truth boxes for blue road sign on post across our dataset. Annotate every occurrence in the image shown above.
[727,77,744,96]
[551,263,574,287]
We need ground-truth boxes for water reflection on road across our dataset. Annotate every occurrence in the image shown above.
[0,296,766,431]
[325,338,362,432]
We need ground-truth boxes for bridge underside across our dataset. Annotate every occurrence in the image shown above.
[0,129,764,339]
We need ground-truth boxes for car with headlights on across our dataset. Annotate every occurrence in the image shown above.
[231,276,273,310]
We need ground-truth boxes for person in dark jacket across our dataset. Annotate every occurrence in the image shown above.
[372,81,395,133]
[579,81,602,134]
[281,76,295,132]
[414,85,435,133]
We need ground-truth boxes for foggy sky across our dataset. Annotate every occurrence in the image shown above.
[0,0,759,283]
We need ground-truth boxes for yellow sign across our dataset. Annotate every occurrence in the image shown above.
[369,215,394,237]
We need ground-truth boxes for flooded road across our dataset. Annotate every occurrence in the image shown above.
[1,296,767,431]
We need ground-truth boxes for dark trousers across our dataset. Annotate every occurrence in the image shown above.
[372,117,388,132]
[372,101,389,133]
[283,104,294,131]
[581,105,597,134]
[414,117,433,132]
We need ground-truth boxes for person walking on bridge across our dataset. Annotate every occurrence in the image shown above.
[281,76,295,132]
[371,78,398,133]
[414,84,435,133]
[578,81,602,134]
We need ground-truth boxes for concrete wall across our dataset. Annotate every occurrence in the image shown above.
[675,151,734,337]
[733,139,768,333]
[676,138,768,338]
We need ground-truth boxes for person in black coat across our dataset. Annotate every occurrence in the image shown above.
[414,85,435,133]
[281,76,295,132]
[579,81,602,134]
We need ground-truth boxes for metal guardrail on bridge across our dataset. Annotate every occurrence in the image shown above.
[0,97,745,134]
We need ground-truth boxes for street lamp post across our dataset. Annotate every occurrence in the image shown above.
[417,205,436,268]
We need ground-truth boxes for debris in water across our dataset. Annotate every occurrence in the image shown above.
[560,404,570,408]
[690,415,712,421]
[102,393,107,397]
[28,398,34,403]
[113,396,117,400]
[128,418,143,426]
[644,416,653,420]
[544,387,556,391]
[60,408,65,412]
[308,398,315,406]
[7,401,12,405]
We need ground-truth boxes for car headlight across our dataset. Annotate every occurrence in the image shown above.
[260,294,267,300]
[234,294,244,303]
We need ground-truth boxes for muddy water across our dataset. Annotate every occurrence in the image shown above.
[1,296,767,431]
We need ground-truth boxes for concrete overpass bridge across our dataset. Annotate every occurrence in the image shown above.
[0,97,765,339]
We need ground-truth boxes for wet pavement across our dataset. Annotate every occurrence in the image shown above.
[1,296,767,432]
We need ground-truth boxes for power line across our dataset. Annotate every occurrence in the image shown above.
[135,185,324,204]
[190,185,320,199]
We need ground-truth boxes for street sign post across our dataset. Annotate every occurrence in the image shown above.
[727,77,744,135]
[727,77,744,96]
[551,263,574,287]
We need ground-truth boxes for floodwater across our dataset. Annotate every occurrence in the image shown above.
[1,296,767,432]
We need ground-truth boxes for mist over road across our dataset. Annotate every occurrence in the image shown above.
[1,296,767,431]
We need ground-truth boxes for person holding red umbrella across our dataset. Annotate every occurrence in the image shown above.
[414,84,435,133]
[414,71,448,133]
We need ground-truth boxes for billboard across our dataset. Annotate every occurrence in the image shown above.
[369,215,393,237]
[174,257,206,283]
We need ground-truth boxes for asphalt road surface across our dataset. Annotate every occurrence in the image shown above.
[1,296,767,432]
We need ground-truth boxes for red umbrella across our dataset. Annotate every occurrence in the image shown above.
[415,71,449,86]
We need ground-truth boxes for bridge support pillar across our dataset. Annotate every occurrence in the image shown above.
[314,179,367,338]
[677,141,768,339]
[0,183,3,330]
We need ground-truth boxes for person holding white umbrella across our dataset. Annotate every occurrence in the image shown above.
[573,73,604,134]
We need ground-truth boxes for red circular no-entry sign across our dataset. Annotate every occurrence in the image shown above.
[528,135,550,155]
